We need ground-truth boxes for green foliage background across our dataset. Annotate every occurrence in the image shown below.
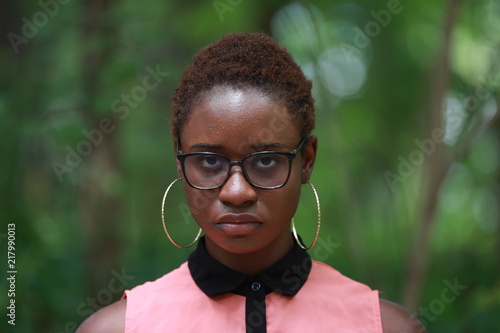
[1,0,499,332]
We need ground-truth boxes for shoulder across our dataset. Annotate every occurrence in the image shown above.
[76,299,126,333]
[380,299,427,333]
[310,261,378,293]
[310,262,426,332]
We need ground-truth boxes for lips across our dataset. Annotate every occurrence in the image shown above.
[215,213,263,235]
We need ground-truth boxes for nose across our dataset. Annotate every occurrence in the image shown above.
[218,166,257,207]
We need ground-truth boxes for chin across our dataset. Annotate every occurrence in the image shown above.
[209,234,270,254]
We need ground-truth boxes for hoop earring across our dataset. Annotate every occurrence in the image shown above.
[291,181,321,250]
[161,177,202,248]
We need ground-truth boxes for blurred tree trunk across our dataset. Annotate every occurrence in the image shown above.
[0,1,15,49]
[403,0,462,311]
[492,101,500,273]
[0,1,19,215]
[79,0,123,294]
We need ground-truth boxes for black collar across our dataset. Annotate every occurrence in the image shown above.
[188,236,311,297]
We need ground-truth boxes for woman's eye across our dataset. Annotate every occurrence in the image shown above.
[255,156,279,168]
[200,156,222,168]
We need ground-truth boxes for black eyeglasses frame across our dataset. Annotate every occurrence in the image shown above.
[176,137,308,190]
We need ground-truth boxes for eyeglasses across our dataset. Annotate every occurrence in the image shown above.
[177,138,307,190]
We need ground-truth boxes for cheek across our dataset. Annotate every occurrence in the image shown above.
[284,166,303,215]
[267,179,302,222]
[183,186,218,223]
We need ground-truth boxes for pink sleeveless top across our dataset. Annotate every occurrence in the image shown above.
[124,260,382,332]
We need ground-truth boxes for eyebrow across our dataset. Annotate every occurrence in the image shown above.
[188,142,288,151]
[251,142,288,150]
[189,143,223,150]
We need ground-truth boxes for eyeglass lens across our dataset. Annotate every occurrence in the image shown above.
[183,153,290,189]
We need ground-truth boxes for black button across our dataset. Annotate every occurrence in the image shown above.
[251,282,261,292]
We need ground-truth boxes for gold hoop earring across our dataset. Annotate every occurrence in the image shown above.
[161,177,202,248]
[292,181,321,250]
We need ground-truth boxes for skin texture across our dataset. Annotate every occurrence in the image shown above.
[380,300,427,333]
[76,86,426,333]
[76,299,126,333]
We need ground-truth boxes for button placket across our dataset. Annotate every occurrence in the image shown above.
[246,281,266,333]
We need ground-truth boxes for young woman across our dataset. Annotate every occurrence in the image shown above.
[77,33,425,332]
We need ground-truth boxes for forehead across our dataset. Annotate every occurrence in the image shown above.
[181,86,300,149]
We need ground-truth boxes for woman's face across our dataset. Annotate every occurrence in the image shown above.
[177,86,317,256]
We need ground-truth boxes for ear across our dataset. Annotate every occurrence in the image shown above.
[175,159,183,179]
[174,139,183,179]
[301,135,317,184]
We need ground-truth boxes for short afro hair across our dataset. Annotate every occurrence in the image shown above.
[170,32,315,139]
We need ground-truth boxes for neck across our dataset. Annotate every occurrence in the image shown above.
[204,232,294,276]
